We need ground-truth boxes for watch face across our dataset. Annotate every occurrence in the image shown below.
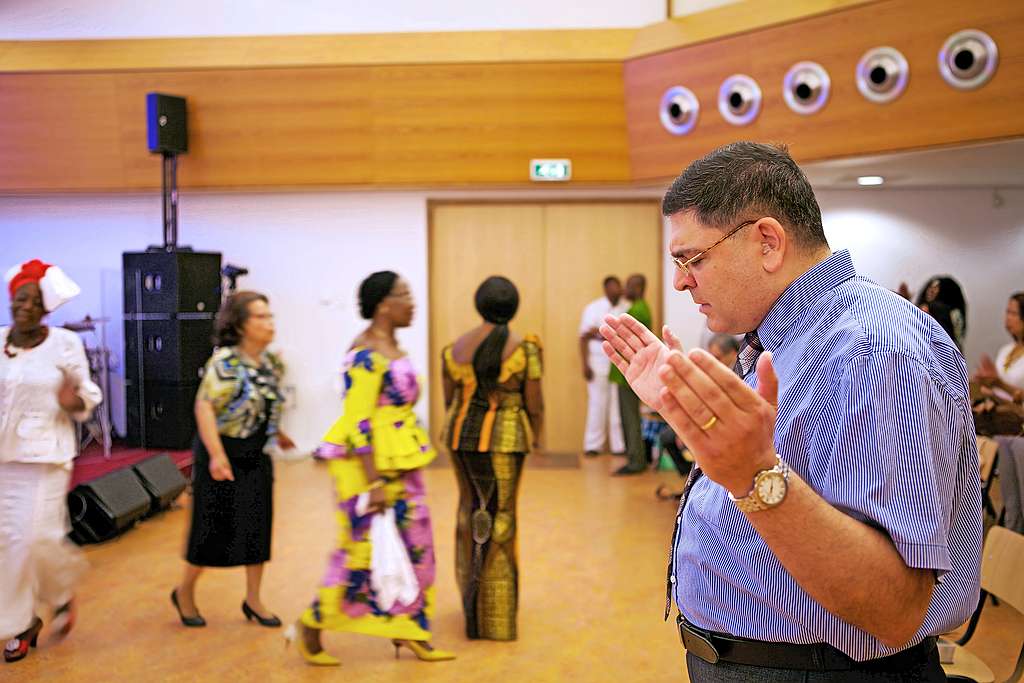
[756,471,787,506]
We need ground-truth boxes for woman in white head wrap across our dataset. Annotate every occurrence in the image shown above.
[0,259,101,663]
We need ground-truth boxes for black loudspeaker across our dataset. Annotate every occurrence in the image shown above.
[124,318,214,384]
[147,93,188,154]
[123,250,221,316]
[126,381,200,451]
[68,469,152,544]
[133,454,188,513]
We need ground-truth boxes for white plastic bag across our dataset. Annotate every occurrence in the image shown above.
[355,493,420,611]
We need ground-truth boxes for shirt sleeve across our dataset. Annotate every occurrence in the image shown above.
[579,303,594,336]
[322,349,384,455]
[808,350,956,577]
[196,351,239,415]
[441,345,454,381]
[524,335,543,380]
[59,333,103,422]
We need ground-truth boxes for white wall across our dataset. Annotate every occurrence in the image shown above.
[661,188,1024,369]
[0,1,665,39]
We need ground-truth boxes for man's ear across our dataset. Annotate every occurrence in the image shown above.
[756,217,786,273]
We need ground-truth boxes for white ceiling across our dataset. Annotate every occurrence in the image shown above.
[803,138,1024,189]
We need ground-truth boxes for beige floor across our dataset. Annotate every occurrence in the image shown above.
[7,456,1021,682]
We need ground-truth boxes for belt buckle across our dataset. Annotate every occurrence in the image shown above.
[677,617,720,665]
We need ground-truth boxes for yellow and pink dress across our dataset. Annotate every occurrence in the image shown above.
[301,347,437,641]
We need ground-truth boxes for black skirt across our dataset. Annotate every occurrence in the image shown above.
[186,428,273,567]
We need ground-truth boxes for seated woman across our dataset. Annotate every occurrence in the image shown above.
[997,436,1024,533]
[974,292,1024,532]
[916,275,968,349]
[441,276,543,641]
[973,292,1024,435]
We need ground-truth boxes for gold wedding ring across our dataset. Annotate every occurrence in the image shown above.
[700,416,718,431]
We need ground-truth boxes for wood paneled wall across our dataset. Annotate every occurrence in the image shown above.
[2,0,1022,191]
[0,29,637,71]
[0,62,629,191]
[625,0,1024,182]
[635,0,874,58]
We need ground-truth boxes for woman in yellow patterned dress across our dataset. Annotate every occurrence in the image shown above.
[293,271,455,665]
[441,276,544,640]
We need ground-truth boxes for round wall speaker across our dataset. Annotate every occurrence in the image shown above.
[783,61,831,115]
[855,47,909,103]
[718,74,762,126]
[659,86,700,135]
[939,29,998,90]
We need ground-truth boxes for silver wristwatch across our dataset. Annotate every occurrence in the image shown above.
[729,456,789,513]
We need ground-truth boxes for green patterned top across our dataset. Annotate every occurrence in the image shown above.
[196,346,282,438]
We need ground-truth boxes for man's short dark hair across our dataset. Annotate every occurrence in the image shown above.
[603,276,621,288]
[661,142,827,249]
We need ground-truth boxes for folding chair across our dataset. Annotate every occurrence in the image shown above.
[943,526,1024,683]
[977,435,1000,521]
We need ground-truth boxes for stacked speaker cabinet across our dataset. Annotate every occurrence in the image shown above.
[124,249,221,449]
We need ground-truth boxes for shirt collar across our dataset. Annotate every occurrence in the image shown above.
[234,345,268,369]
[755,249,857,352]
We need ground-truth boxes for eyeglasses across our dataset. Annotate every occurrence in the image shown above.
[671,219,758,277]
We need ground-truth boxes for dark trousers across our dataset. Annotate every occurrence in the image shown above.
[686,648,945,683]
[659,426,692,478]
[617,383,646,470]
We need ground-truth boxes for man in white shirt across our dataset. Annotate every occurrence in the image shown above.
[579,276,626,455]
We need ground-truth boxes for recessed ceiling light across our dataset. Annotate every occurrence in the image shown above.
[857,175,885,186]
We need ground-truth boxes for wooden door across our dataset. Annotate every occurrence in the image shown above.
[428,204,547,446]
[542,203,662,455]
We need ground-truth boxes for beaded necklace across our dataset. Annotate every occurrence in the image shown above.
[3,327,47,358]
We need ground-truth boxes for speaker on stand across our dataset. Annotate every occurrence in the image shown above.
[124,92,223,450]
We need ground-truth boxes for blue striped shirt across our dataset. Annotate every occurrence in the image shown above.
[669,249,982,661]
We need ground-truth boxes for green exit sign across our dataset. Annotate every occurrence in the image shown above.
[530,158,572,182]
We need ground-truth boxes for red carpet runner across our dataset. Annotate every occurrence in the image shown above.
[71,443,192,489]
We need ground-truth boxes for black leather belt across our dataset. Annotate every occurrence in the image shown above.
[677,615,936,672]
